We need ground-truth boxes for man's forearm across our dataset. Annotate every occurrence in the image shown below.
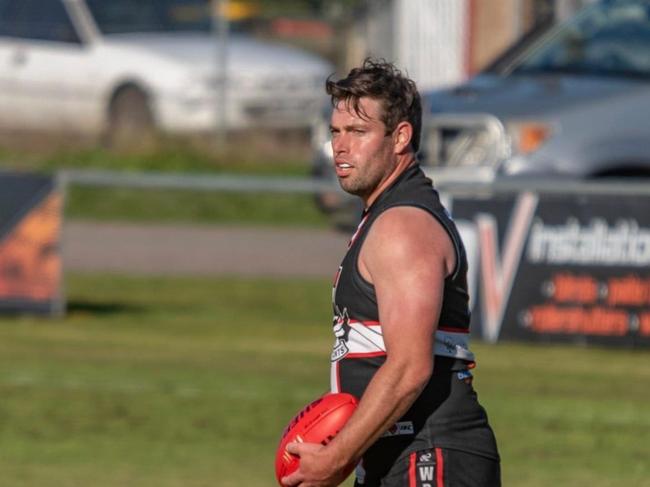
[323,357,431,468]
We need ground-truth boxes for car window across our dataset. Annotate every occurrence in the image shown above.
[86,0,212,34]
[511,0,650,78]
[0,0,80,43]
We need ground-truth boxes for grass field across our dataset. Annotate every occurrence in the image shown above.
[65,187,330,227]
[0,136,311,176]
[0,274,648,486]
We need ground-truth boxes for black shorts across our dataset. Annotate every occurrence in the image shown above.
[353,447,501,487]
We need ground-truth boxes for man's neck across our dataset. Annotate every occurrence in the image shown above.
[363,154,416,208]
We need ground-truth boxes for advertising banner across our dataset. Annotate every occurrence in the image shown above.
[0,172,63,315]
[452,190,650,347]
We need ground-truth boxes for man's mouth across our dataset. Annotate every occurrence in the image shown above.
[335,161,353,177]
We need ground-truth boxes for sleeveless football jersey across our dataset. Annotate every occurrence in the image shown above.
[330,163,474,395]
[330,164,499,466]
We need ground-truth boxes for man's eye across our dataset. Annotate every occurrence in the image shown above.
[353,129,365,134]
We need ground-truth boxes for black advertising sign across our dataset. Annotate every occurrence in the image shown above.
[451,190,650,347]
[0,172,63,315]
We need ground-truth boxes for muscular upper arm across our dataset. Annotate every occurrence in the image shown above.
[359,206,456,372]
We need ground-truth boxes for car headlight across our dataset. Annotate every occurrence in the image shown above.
[506,121,554,156]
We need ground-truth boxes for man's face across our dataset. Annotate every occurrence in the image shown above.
[330,97,396,202]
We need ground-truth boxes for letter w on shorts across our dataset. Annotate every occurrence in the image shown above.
[357,448,443,487]
[408,448,442,487]
[359,447,501,487]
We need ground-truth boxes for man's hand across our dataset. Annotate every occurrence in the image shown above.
[280,442,351,487]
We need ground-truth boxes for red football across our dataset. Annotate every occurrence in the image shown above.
[275,392,358,485]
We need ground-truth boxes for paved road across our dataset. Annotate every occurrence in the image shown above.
[63,221,350,277]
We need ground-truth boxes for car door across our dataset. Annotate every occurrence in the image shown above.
[0,0,98,132]
[0,0,28,128]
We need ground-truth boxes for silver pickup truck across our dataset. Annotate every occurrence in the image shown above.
[312,0,650,226]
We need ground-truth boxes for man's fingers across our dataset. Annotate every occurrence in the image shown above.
[286,441,302,455]
[286,441,322,455]
[281,471,303,486]
[282,442,325,485]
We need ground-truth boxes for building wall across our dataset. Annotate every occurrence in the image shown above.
[345,0,592,89]
[394,0,468,90]
[471,0,519,73]
[469,0,546,73]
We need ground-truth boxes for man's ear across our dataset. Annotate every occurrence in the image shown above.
[393,121,413,154]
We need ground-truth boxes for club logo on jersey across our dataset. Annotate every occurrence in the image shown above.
[382,421,415,437]
[331,306,351,362]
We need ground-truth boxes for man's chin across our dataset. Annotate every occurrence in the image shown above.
[338,178,361,195]
[338,182,362,197]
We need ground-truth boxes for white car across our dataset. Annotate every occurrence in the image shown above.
[0,0,333,143]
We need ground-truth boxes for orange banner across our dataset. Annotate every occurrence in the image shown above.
[0,174,63,314]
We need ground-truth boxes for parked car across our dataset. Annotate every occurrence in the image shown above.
[0,0,332,144]
[312,0,650,226]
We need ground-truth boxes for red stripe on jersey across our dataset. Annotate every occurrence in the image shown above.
[334,361,341,393]
[345,351,387,359]
[348,215,369,248]
[408,452,417,487]
[435,448,444,485]
[437,326,470,334]
[348,319,380,327]
[345,321,469,331]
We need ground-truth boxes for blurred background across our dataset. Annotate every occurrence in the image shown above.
[0,0,649,486]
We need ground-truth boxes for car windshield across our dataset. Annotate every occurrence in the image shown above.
[86,0,213,34]
[511,0,650,78]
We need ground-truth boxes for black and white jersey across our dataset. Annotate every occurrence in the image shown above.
[330,164,474,398]
[328,164,501,477]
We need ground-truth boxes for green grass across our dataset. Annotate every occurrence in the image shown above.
[65,187,330,227]
[0,274,648,486]
[0,139,311,176]
[477,343,650,486]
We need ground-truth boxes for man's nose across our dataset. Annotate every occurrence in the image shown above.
[332,133,348,155]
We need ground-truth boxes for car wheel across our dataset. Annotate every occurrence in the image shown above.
[105,86,156,150]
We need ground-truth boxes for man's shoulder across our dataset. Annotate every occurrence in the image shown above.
[362,205,456,277]
[371,205,442,236]
[366,206,453,255]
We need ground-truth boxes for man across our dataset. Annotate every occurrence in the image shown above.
[282,59,500,487]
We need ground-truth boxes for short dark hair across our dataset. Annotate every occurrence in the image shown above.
[326,58,422,152]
